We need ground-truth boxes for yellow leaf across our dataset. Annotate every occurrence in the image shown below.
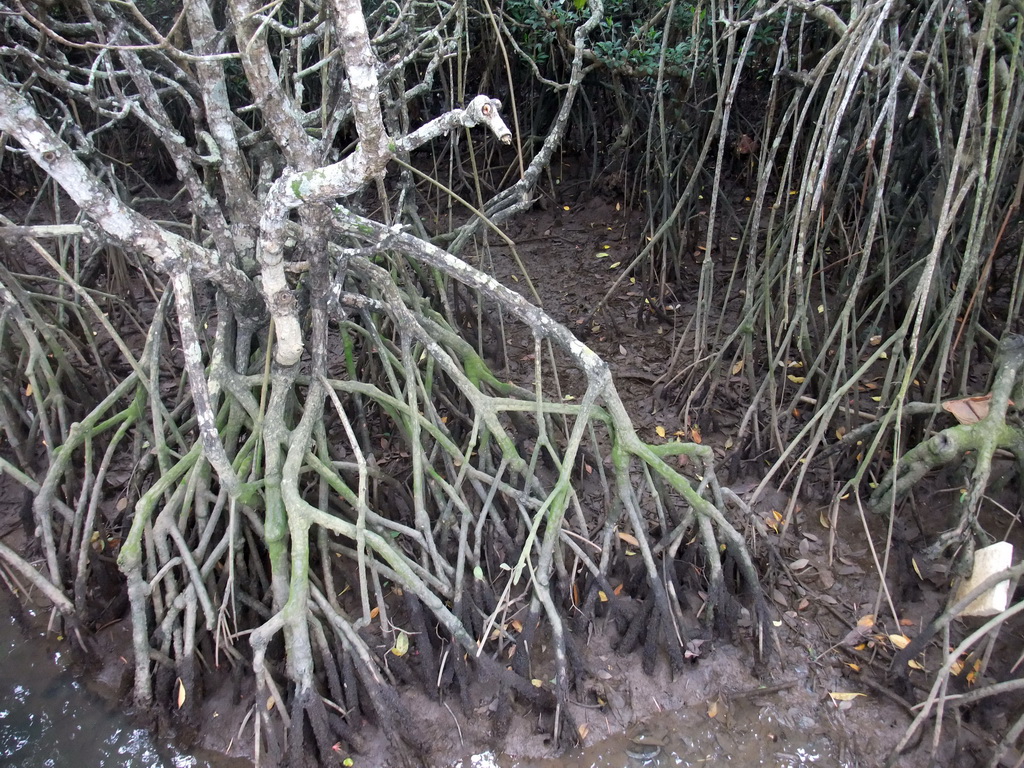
[772,509,784,522]
[598,590,608,602]
[787,375,805,384]
[609,261,621,269]
[391,631,410,657]
[907,659,925,670]
[594,252,607,258]
[655,425,666,438]
[563,205,571,211]
[267,696,276,711]
[531,679,543,687]
[846,663,861,672]
[578,723,590,740]
[618,532,640,547]
[707,700,718,718]
[177,678,186,709]
[835,426,846,439]
[829,692,866,703]
[857,614,875,628]
[911,557,922,579]
[731,359,744,375]
[24,382,33,397]
[819,510,831,529]
[889,634,912,650]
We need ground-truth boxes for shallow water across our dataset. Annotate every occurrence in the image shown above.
[0,601,219,768]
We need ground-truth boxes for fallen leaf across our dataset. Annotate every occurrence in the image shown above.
[889,634,912,650]
[908,659,925,671]
[731,359,744,375]
[829,692,866,703]
[598,590,608,602]
[790,558,810,571]
[655,425,666,438]
[691,426,702,443]
[391,631,410,657]
[787,375,805,384]
[531,678,543,687]
[941,393,1011,425]
[177,678,186,709]
[618,531,640,547]
[578,723,590,740]
[707,700,719,718]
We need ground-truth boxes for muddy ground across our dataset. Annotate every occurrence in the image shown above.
[2,185,1023,768]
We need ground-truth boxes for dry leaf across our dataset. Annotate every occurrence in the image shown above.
[941,393,992,424]
[907,659,925,670]
[790,558,810,571]
[691,426,702,443]
[707,700,719,718]
[829,692,866,703]
[177,678,186,709]
[841,615,875,647]
[618,531,640,547]
[578,723,590,740]
[889,634,912,650]
[731,359,744,375]
[598,590,608,602]
[531,678,543,687]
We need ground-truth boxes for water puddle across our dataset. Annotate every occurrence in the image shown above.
[0,602,225,768]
